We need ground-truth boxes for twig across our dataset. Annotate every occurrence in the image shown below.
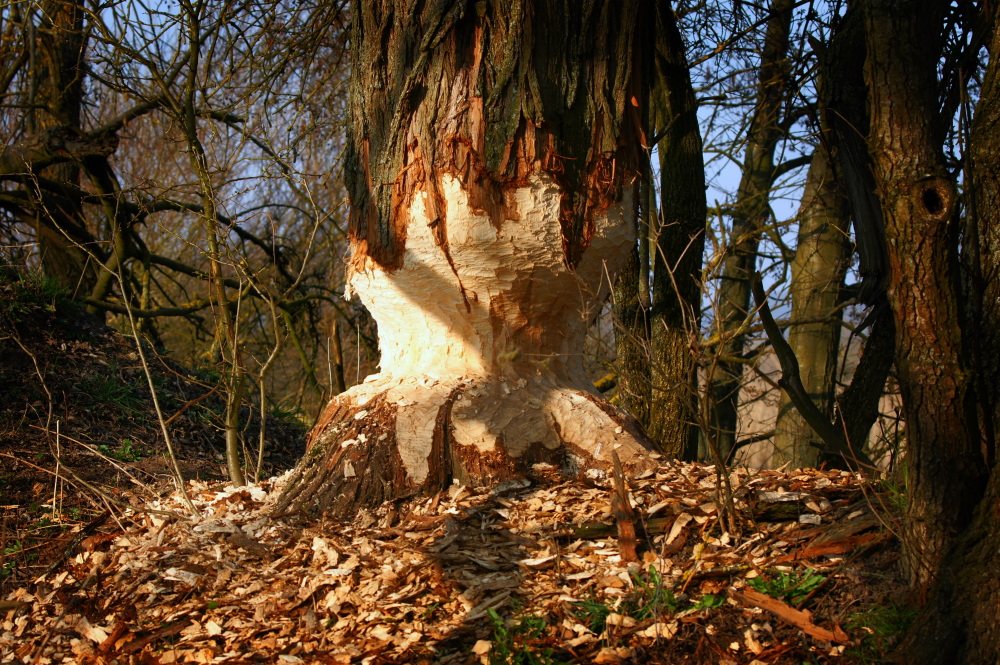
[117,278,201,516]
[611,450,640,562]
[0,453,186,521]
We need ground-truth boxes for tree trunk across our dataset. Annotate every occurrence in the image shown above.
[646,0,705,460]
[709,0,794,459]
[901,13,1000,664]
[275,0,655,517]
[864,0,987,589]
[964,13,1000,468]
[814,3,896,466]
[27,0,96,295]
[613,243,651,426]
[772,146,849,468]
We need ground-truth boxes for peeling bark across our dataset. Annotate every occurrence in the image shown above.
[280,0,655,516]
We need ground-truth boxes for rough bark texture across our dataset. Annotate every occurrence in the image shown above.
[613,243,651,426]
[901,14,1000,664]
[646,1,705,460]
[281,0,655,516]
[864,0,987,589]
[709,0,794,459]
[345,0,648,271]
[901,470,1000,664]
[772,147,849,468]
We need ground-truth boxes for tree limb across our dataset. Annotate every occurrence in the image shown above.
[750,273,876,471]
[0,127,118,176]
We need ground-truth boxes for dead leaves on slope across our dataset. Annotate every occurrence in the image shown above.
[1,461,893,664]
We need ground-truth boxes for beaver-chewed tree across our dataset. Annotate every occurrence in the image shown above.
[274,0,657,517]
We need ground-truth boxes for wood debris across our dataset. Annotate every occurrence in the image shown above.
[1,461,894,664]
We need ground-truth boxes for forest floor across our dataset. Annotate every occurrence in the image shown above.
[1,274,910,664]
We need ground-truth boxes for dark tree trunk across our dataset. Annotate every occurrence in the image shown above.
[964,13,1000,468]
[276,0,657,518]
[901,11,1000,664]
[646,0,705,460]
[709,0,794,459]
[864,0,988,589]
[26,0,96,295]
[613,243,651,426]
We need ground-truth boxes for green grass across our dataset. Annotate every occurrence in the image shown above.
[81,364,146,416]
[572,598,612,633]
[624,565,679,620]
[487,608,567,665]
[747,570,826,606]
[98,438,145,461]
[846,603,917,664]
[0,270,68,322]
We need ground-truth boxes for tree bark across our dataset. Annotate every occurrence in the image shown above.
[25,0,96,295]
[276,0,655,517]
[772,146,849,468]
[964,14,1000,468]
[901,12,1000,663]
[864,0,987,589]
[646,1,705,460]
[613,243,651,426]
[709,0,794,459]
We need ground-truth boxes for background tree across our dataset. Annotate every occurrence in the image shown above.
[707,0,795,460]
[0,0,365,483]
[771,144,849,468]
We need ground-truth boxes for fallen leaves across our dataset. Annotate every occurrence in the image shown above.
[0,462,894,664]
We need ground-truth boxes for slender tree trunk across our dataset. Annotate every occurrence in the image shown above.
[772,146,849,467]
[864,0,987,589]
[613,243,651,426]
[276,0,655,517]
[816,3,896,463]
[329,315,348,395]
[709,0,794,459]
[646,0,705,460]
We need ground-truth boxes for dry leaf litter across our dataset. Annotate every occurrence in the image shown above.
[1,457,892,664]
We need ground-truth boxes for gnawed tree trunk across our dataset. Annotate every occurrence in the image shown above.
[864,0,988,589]
[772,146,849,468]
[275,0,655,517]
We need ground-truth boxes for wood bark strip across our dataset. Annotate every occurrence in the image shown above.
[729,587,849,644]
[611,450,640,562]
[771,532,885,564]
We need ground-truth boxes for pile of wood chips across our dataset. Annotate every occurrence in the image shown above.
[1,457,894,664]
